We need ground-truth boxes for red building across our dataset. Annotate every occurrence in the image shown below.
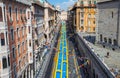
[0,0,33,78]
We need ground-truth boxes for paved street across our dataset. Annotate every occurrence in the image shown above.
[47,22,82,78]
[67,29,81,78]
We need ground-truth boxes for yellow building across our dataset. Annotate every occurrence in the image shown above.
[70,0,97,33]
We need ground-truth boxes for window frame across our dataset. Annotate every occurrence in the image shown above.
[2,57,7,69]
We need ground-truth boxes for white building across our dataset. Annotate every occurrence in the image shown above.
[60,10,67,21]
[44,2,55,43]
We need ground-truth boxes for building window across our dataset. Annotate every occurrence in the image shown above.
[81,26,84,31]
[81,1,83,5]
[6,32,8,45]
[28,11,30,19]
[100,34,102,42]
[2,57,7,69]
[1,33,5,46]
[112,11,113,18]
[89,1,91,4]
[23,27,25,36]
[113,39,117,46]
[94,1,96,4]
[81,13,84,18]
[12,47,15,58]
[88,14,91,18]
[13,64,17,78]
[29,40,31,47]
[22,27,24,36]
[9,6,12,19]
[31,12,33,19]
[104,37,107,43]
[22,42,24,52]
[0,7,3,21]
[19,61,21,70]
[81,19,84,24]
[93,27,95,31]
[93,21,95,24]
[108,38,112,44]
[26,40,27,48]
[8,55,10,66]
[15,8,18,21]
[20,9,22,20]
[29,26,30,33]
[17,28,20,38]
[88,20,91,25]
[4,6,6,22]
[11,29,14,40]
[18,44,20,55]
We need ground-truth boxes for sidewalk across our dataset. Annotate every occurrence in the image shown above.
[84,39,120,77]
[35,23,61,78]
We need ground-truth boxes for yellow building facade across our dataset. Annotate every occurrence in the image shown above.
[71,0,97,33]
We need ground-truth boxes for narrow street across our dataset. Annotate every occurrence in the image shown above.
[0,0,119,78]
[44,21,115,78]
[46,21,83,78]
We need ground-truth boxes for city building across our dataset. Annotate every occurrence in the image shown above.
[96,0,120,49]
[60,10,67,21]
[70,0,97,33]
[31,0,45,75]
[67,7,74,32]
[44,2,56,43]
[55,6,61,26]
[56,5,60,11]
[0,0,33,78]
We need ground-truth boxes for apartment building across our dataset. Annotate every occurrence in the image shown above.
[44,2,55,43]
[31,0,45,74]
[0,0,33,78]
[96,0,120,49]
[70,0,97,33]
[0,0,59,78]
[60,10,67,21]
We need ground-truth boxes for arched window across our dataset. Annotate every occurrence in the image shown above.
[2,57,7,69]
[0,7,3,21]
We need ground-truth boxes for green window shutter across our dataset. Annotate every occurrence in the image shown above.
[94,1,96,4]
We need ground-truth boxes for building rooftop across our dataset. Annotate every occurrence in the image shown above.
[32,0,44,7]
[16,0,31,5]
[78,32,120,77]
[86,40,120,77]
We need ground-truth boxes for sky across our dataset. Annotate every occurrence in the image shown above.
[47,0,77,10]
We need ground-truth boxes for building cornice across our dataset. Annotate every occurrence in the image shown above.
[98,0,119,4]
[32,1,44,8]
